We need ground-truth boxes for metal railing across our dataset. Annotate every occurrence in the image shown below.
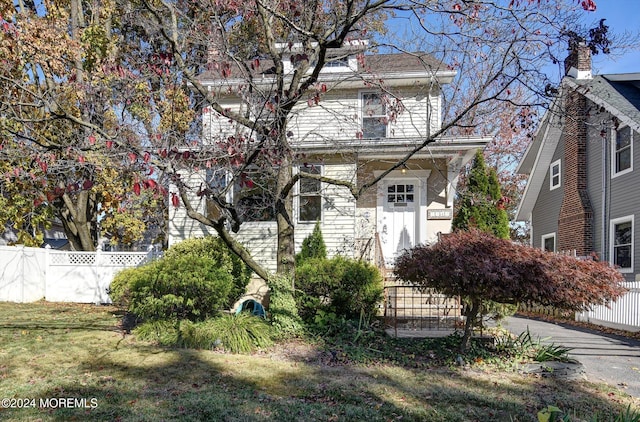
[384,285,462,336]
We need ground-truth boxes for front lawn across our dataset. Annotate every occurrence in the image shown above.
[0,302,637,421]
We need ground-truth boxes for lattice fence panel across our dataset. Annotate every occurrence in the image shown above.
[50,252,96,266]
[106,253,149,266]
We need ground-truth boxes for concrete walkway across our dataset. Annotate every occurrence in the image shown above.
[503,316,640,398]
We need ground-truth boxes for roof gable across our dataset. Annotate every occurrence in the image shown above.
[515,97,563,221]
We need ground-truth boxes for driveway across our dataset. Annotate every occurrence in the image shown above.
[503,316,640,398]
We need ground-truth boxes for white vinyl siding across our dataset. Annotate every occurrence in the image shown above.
[296,163,356,256]
[206,88,437,148]
[167,172,210,245]
[610,215,634,273]
[289,91,358,142]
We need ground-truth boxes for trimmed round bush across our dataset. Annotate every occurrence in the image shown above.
[295,257,383,323]
[163,236,252,309]
[110,254,234,322]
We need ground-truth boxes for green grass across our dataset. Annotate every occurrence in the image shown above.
[0,302,638,421]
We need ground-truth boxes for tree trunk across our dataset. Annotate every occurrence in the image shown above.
[460,298,481,352]
[275,155,296,278]
[57,190,97,251]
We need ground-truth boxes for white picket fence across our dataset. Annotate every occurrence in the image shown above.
[0,245,154,304]
[576,282,640,331]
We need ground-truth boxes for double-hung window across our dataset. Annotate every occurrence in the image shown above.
[549,159,561,190]
[298,165,322,222]
[611,216,634,272]
[613,126,633,177]
[361,92,387,139]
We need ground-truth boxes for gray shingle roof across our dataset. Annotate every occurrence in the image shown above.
[197,51,447,82]
[573,73,640,130]
[359,52,446,74]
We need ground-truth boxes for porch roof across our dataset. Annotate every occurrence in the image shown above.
[293,135,491,159]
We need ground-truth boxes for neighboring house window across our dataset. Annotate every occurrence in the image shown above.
[541,233,556,252]
[610,215,634,272]
[613,126,633,177]
[361,92,387,138]
[298,165,322,222]
[549,159,561,190]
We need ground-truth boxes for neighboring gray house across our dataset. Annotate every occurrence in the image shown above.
[168,41,490,273]
[516,43,640,282]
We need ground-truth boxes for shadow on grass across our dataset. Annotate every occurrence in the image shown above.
[0,302,637,421]
[0,323,120,332]
[2,340,636,422]
[0,302,121,332]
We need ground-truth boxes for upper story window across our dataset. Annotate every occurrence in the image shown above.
[613,125,633,177]
[325,56,349,68]
[298,165,322,222]
[549,159,561,190]
[361,92,387,139]
[611,215,634,272]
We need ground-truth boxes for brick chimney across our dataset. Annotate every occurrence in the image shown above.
[557,88,593,256]
[207,26,225,64]
[564,42,592,80]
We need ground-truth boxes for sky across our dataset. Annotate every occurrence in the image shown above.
[581,0,640,74]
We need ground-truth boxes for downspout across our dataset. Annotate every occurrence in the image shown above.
[601,130,607,261]
[601,125,611,262]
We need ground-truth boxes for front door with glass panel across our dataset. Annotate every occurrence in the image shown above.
[379,180,418,266]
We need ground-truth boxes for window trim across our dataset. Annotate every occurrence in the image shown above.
[297,164,323,223]
[612,125,633,178]
[549,159,561,191]
[541,232,556,253]
[360,91,388,139]
[610,215,634,273]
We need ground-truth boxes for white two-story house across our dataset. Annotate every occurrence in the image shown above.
[168,42,489,274]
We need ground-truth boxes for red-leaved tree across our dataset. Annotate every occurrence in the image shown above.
[394,230,626,351]
[1,0,621,277]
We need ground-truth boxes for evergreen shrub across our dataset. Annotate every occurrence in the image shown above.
[265,275,304,337]
[295,257,383,323]
[109,254,234,322]
[295,221,327,265]
[163,236,252,308]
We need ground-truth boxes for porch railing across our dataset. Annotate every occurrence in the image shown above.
[384,285,462,336]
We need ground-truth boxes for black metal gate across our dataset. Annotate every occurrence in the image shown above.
[384,285,462,337]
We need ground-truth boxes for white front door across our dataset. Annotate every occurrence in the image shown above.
[378,180,419,266]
